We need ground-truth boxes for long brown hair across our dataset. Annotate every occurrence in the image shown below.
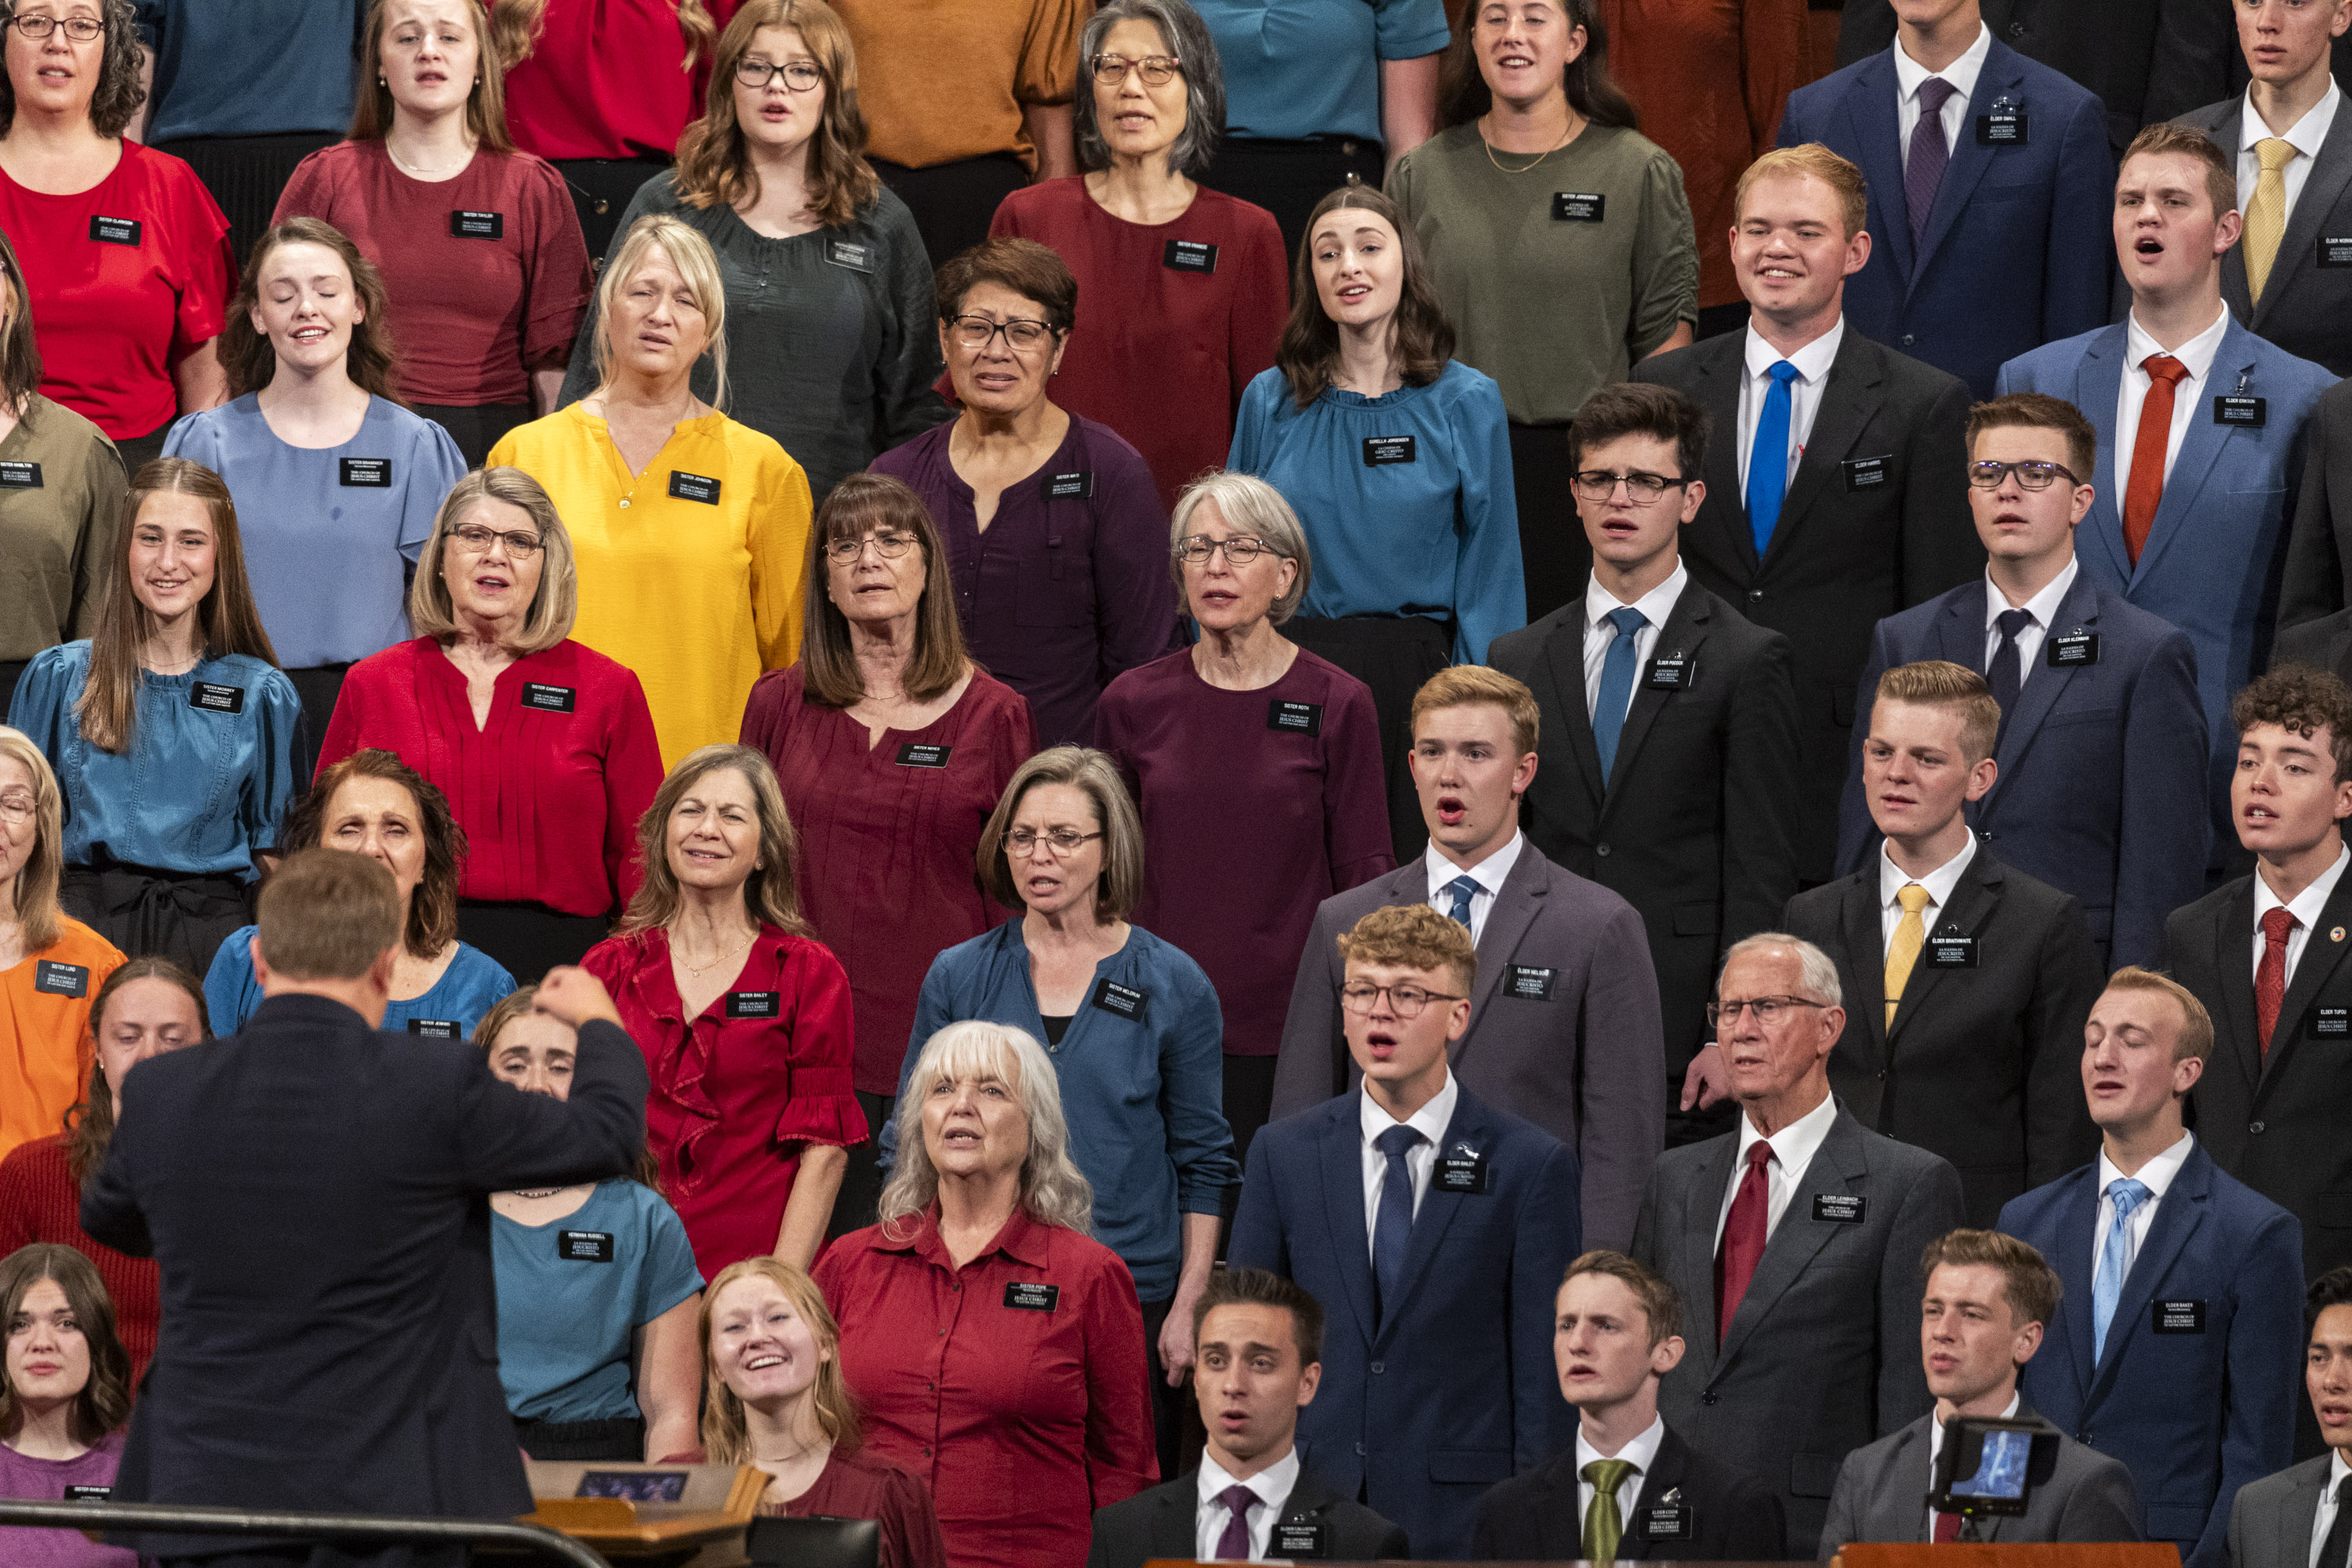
[0,224,41,413]
[673,0,879,228]
[0,0,144,138]
[222,218,405,402]
[280,750,466,960]
[65,957,209,1184]
[616,746,811,938]
[76,459,280,754]
[0,1243,132,1446]
[1439,0,1639,132]
[350,0,517,154]
[473,987,662,1191]
[488,0,713,71]
[797,474,967,707]
[0,726,64,953]
[1275,186,1456,408]
[696,1257,860,1463]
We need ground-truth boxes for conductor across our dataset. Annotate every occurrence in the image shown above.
[81,848,652,1566]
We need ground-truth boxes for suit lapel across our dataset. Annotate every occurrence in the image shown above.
[1616,1428,1703,1562]
[2259,869,2352,1094]
[1931,589,1980,672]
[2073,329,2132,581]
[2048,1168,2100,1401]
[1457,851,1548,1054]
[1719,1111,1867,1368]
[1889,847,2002,1044]
[2090,1147,2214,1396]
[1316,1102,1378,1349]
[2212,880,2263,1097]
[1152,1476,1200,1559]
[1766,332,1882,572]
[2204,100,2258,321]
[2259,111,2352,333]
[1690,342,1759,577]
[2133,325,2259,586]
[1545,604,1610,808]
[1986,573,2100,798]
[1843,871,1891,1062]
[1845,53,1915,285]
[1377,1094,1480,1347]
[1683,1135,1738,1368]
[1914,54,2026,278]
[1606,584,1712,798]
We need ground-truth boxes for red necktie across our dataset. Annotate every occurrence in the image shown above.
[2122,354,2189,566]
[1715,1140,1773,1341]
[2257,907,2296,1057]
[1934,1510,1964,1543]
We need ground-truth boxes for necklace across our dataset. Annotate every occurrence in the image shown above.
[676,929,753,978]
[142,642,205,677]
[753,1440,825,1467]
[1480,112,1579,174]
[387,139,477,180]
[508,1186,568,1200]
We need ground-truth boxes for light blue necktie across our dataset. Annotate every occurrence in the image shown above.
[1372,1123,1423,1326]
[1745,361,1802,557]
[2092,1178,2151,1361]
[1443,873,1480,930]
[1593,606,1646,779]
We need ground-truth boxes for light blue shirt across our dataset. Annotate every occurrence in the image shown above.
[1196,0,1452,143]
[205,924,517,1038]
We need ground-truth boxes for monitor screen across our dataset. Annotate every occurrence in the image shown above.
[1949,1428,2033,1501]
[576,1471,690,1504]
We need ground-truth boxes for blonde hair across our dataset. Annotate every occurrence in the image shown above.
[408,468,579,654]
[696,1258,859,1462]
[1871,659,2001,765]
[1735,143,1870,239]
[618,746,811,938]
[0,727,66,953]
[974,747,1145,921]
[2103,965,2216,1065]
[1336,902,1476,994]
[1410,666,1540,759]
[591,216,731,412]
[878,1022,1094,1236]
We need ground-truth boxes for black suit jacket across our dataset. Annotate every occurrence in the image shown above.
[1472,1424,1785,1562]
[2273,604,2352,682]
[2279,379,2352,630]
[1490,577,1802,1095]
[2175,95,2352,379]
[1784,849,2103,1226]
[81,993,648,1557]
[1085,1463,1408,1568]
[1631,327,1978,880]
[2161,870,2352,1282]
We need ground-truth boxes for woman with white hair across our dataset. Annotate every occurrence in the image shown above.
[816,1019,1153,1568]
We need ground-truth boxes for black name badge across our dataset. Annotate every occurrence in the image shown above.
[895,742,952,768]
[823,237,873,273]
[521,681,576,713]
[1163,238,1218,273]
[0,459,42,488]
[339,457,391,487]
[1004,1280,1059,1312]
[32,960,89,998]
[2321,235,2352,269]
[1273,1522,1327,1559]
[558,1229,615,1263]
[2309,1005,2350,1039]
[189,680,245,715]
[1643,653,1692,690]
[1267,699,1323,736]
[89,214,141,246]
[1976,111,2029,146]
[725,991,782,1020]
[668,470,721,504]
[1040,470,1093,500]
[1091,978,1149,1024]
[2152,1298,2209,1334]
[407,1018,460,1039]
[1843,454,1893,492]
[2046,632,2100,668]
[449,209,504,240]
[1504,964,1555,1001]
[1552,191,1606,222]
[1639,1504,1696,1541]
[1925,929,1978,968]
[1436,1142,1490,1195]
[1362,434,1417,466]
[63,1486,111,1503]
[1813,1192,1867,1224]
[2215,395,2267,427]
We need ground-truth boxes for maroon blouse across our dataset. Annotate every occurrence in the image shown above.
[659,1444,950,1568]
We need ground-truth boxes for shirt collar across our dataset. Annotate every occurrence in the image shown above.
[1360,1073,1460,1153]
[2252,840,2352,931]
[1743,318,1845,385]
[1425,829,1526,906]
[1575,1414,1668,1478]
[1985,555,2078,633]
[886,1203,1057,1269]
[2094,1131,2195,1201]
[1879,832,1979,913]
[2242,79,2342,160]
[2124,303,2232,386]
[1586,562,1689,634]
[2332,1448,2352,1494]
[1733,1089,1840,1186]
[1199,1447,1301,1515]
[1893,21,1992,108]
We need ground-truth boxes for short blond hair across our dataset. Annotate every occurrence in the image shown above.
[0,726,66,954]
[1736,143,1869,239]
[407,468,578,654]
[255,848,402,982]
[2103,966,2215,1065]
[1337,902,1476,996]
[592,215,731,410]
[2122,121,2236,220]
[1872,659,2001,765]
[975,747,1145,922]
[1410,666,1539,759]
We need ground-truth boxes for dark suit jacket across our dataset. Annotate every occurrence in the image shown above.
[1630,1102,1968,1556]
[1269,842,1664,1251]
[1472,1424,1786,1561]
[2226,1454,2335,1568]
[1228,1083,1581,1559]
[1999,1143,2306,1568]
[2176,95,2352,379]
[1837,570,2210,968]
[1817,1406,2143,1554]
[80,993,648,1557]
[2161,872,2352,1282]
[1086,1462,1407,1568]
[2273,602,2352,679]
[2278,378,2352,629]
[1491,576,1802,1100]
[1785,849,2103,1225]
[1631,326,1978,881]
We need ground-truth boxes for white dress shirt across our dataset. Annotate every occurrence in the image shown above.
[1879,833,1979,949]
[1736,318,1845,499]
[2310,1449,2352,1568]
[2114,304,2231,505]
[1714,1089,1840,1248]
[1423,831,1525,946]
[2090,1131,2194,1286]
[1361,1073,1459,1264]
[1582,564,1689,725]
[1576,1416,1668,1530]
[1983,556,2079,693]
[1926,1391,2023,1538]
[2239,82,2343,235]
[1893,24,1992,165]
[1196,1447,1301,1562]
[2251,842,2352,988]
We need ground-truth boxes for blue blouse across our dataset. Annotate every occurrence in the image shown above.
[1228,358,1526,665]
[6,642,300,879]
[204,924,517,1038]
[162,394,466,669]
[883,919,1239,1302]
[1197,0,1452,144]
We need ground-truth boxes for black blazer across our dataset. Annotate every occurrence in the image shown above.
[2176,95,2352,379]
[2273,603,2352,682]
[1490,577,1802,1100]
[2279,379,2352,630]
[2161,870,2352,1282]
[1085,1463,1408,1568]
[1784,849,2103,1226]
[1631,327,1979,881]
[81,993,649,1557]
[1471,1424,1785,1562]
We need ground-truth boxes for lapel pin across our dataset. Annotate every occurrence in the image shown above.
[2333,927,2345,943]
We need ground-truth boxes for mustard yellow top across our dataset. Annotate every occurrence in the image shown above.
[491,405,811,767]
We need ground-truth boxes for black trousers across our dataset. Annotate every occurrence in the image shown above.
[151,131,341,263]
[455,900,612,985]
[514,1413,644,1461]
[1283,612,1449,866]
[0,658,27,717]
[871,152,1029,273]
[1200,136,1385,281]
[117,424,172,476]
[830,1089,895,1237]
[1508,419,1584,623]
[415,403,535,470]
[1139,1291,1183,1486]
[550,156,673,262]
[285,662,353,782]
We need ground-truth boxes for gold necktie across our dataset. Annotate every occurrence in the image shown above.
[1884,883,1930,1029]
[2245,137,2297,303]
[1582,1459,1636,1563]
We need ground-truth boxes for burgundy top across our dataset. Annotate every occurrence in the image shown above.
[318,637,665,919]
[0,1134,159,1394]
[1094,648,1394,1055]
[869,416,1181,747]
[499,0,739,162]
[659,1445,949,1568]
[814,1207,1156,1568]
[739,666,1037,1095]
[583,926,866,1282]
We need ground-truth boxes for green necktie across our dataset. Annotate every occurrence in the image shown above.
[1581,1458,1637,1563]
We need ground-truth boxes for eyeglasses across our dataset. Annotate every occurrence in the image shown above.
[948,314,1056,352]
[1705,995,1828,1028]
[1571,470,1690,505]
[450,524,545,557]
[824,531,920,564]
[6,15,104,40]
[0,793,37,826]
[1174,535,1276,565]
[1090,52,1182,85]
[1339,982,1465,1018]
[736,57,823,91]
[1005,828,1103,856]
[1967,459,2080,491]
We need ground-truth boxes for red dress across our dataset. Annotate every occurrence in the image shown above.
[0,1133,161,1392]
[583,926,865,1280]
[813,1207,1156,1568]
[659,1445,949,1568]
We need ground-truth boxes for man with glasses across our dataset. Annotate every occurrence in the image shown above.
[1631,931,1966,1555]
[1835,394,2207,971]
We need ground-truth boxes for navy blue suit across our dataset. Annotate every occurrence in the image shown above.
[1777,35,2113,397]
[1836,569,2209,967]
[1228,1081,1580,1559]
[1997,1141,2304,1568]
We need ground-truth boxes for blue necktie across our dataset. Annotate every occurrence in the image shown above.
[1745,361,1801,557]
[1593,606,1646,779]
[1372,1123,1422,1326]
[1443,873,1479,931]
[2092,1178,2151,1362]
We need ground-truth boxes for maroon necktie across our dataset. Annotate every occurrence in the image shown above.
[1934,1510,1964,1543]
[1214,1485,1255,1559]
[2257,907,2296,1058]
[1715,1141,1774,1341]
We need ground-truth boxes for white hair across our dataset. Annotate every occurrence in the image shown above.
[878,1021,1094,1236]
[1716,931,1843,1011]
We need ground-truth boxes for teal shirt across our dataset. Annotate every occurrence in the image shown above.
[1197,0,1452,143]
[205,925,517,1039]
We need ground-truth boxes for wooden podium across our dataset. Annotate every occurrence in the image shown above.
[510,1461,769,1566]
[1836,1547,2181,1568]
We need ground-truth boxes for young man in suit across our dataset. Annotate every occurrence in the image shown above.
[1630,931,1967,1555]
[1491,381,1801,1149]
[2161,665,2352,1287]
[1997,968,2304,1568]
[1632,143,1977,885]
[1086,1268,1407,1568]
[2226,1267,2352,1568]
[1995,122,2338,858]
[1270,666,1664,1250]
[1818,1229,2142,1552]
[1838,393,2209,970]
[1233,902,1581,1559]
[1472,1250,1786,1561]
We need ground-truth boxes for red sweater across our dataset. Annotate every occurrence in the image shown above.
[0,1134,161,1392]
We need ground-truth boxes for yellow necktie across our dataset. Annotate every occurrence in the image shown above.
[2245,137,2296,303]
[1582,1459,1636,1563]
[1884,883,1930,1029]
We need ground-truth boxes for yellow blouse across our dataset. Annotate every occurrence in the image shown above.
[491,404,811,766]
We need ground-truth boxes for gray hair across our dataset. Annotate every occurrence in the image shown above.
[1074,0,1225,179]
[1168,471,1311,625]
[1716,932,1843,1011]
[879,1021,1095,1236]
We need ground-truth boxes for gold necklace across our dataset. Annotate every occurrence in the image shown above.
[676,930,753,978]
[1480,112,1579,174]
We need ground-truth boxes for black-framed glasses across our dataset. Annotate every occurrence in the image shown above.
[1006,828,1103,856]
[824,530,920,564]
[1174,535,1276,565]
[1706,995,1828,1028]
[6,15,104,40]
[450,524,545,557]
[948,314,1056,351]
[1967,459,2080,491]
[1571,470,1690,505]
[1339,982,1465,1018]
[736,58,823,91]
[1090,52,1182,85]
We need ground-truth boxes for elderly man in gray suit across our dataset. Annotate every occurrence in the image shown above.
[1818,1229,2141,1554]
[1630,931,1967,1555]
[2228,1266,2352,1568]
[1269,665,1667,1250]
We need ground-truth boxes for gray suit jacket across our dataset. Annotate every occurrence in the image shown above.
[2176,96,2352,379]
[1818,1407,2143,1555]
[2227,1454,2333,1568]
[1269,840,1666,1251]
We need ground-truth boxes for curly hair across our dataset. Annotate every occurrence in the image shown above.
[280,750,467,960]
[879,1022,1094,1237]
[2233,664,2352,784]
[0,0,145,137]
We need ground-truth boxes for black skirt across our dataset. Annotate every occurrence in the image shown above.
[60,861,253,979]
[1282,612,1451,866]
[414,403,535,471]
[513,1414,645,1462]
[869,151,1029,275]
[550,156,674,261]
[1200,135,1385,284]
[456,900,613,986]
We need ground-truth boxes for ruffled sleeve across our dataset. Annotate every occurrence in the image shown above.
[774,938,869,1150]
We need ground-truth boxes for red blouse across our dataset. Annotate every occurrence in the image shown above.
[497,0,742,162]
[318,637,665,919]
[739,666,1037,1096]
[813,1208,1156,1568]
[583,924,865,1281]
[659,1444,950,1568]
[0,1134,161,1393]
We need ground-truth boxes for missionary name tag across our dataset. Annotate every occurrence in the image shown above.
[669,470,721,504]
[1813,1192,1867,1224]
[89,215,141,246]
[1639,1504,1696,1541]
[1504,964,1555,1001]
[1552,191,1606,222]
[1267,699,1323,736]
[2152,1298,2207,1334]
[450,209,504,239]
[725,991,781,1019]
[1436,1142,1490,1194]
[63,1486,111,1503]
[896,742,952,768]
[1040,470,1093,500]
[2308,1005,2350,1038]
[0,460,42,488]
[1976,111,2029,147]
[407,1018,461,1038]
[189,681,245,715]
[1163,238,1218,272]
[2215,395,2267,427]
[2321,236,2352,268]
[521,682,576,713]
[33,961,89,998]
[1925,928,1978,967]
[1644,653,1692,690]
[558,1229,615,1262]
[1362,435,1417,466]
[1273,1522,1327,1558]
[1091,978,1148,1023]
[339,458,391,487]
[1843,454,1893,492]
[823,237,873,273]
[2046,632,2100,668]
[1004,1281,1059,1311]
